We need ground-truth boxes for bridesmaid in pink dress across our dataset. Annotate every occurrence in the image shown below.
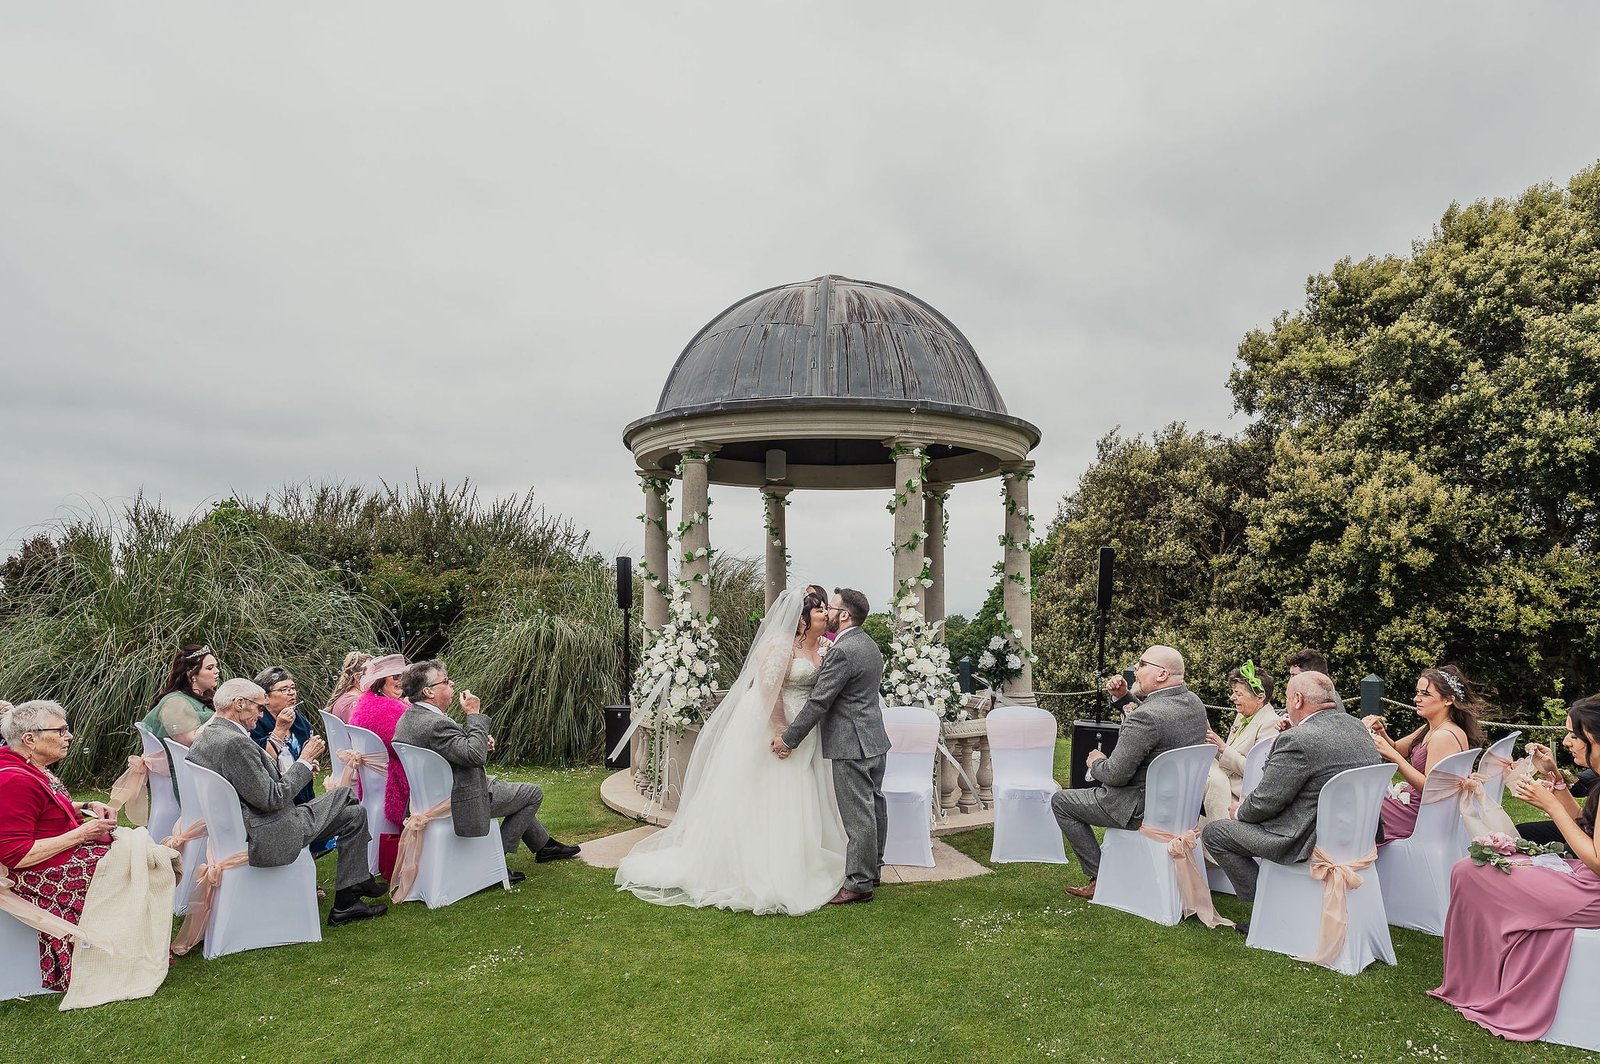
[1364,665,1486,845]
[1430,694,1600,1041]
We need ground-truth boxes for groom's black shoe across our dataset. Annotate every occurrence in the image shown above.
[535,838,581,863]
[826,888,873,905]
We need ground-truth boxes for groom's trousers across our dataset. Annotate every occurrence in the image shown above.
[833,754,888,893]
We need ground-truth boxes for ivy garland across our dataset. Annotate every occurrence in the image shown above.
[760,488,792,569]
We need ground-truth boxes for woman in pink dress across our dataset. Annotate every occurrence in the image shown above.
[324,651,373,724]
[348,654,409,880]
[1430,693,1600,1040]
[1364,665,1486,844]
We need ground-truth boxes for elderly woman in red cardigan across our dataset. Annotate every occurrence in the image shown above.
[348,654,410,879]
[0,700,118,991]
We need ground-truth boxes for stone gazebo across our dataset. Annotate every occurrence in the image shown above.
[609,274,1041,824]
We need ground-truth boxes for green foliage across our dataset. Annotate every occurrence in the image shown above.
[860,612,893,658]
[0,499,380,783]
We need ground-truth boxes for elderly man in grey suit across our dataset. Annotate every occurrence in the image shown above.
[1201,670,1381,920]
[189,678,388,925]
[1054,645,1209,898]
[392,660,579,882]
[772,587,888,905]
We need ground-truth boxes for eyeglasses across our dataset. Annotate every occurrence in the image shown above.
[30,726,71,736]
[423,677,455,691]
[1135,659,1162,672]
[240,698,268,711]
[270,684,298,695]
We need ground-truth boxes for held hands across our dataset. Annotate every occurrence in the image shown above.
[770,735,791,759]
[460,690,482,715]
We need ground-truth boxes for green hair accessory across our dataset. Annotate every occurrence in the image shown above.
[1239,660,1265,696]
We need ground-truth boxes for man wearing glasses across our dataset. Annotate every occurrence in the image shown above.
[1052,645,1208,899]
[189,678,388,925]
[394,661,579,883]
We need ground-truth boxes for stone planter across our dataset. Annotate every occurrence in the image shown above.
[629,721,702,813]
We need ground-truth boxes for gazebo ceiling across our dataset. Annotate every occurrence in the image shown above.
[624,275,1040,489]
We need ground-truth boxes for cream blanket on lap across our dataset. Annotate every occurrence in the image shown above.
[61,827,181,1011]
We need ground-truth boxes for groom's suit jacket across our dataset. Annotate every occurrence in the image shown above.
[781,625,889,761]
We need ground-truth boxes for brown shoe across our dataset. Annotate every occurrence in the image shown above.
[826,888,874,905]
[1063,880,1097,900]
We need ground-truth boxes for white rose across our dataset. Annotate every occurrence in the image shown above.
[988,636,1006,651]
[979,651,996,669]
[692,660,707,677]
[1007,654,1022,671]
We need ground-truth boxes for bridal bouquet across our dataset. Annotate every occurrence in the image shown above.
[882,593,964,721]
[633,580,720,730]
[1468,833,1567,874]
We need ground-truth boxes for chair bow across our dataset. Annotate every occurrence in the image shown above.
[169,848,250,955]
[107,752,166,827]
[159,817,207,855]
[1301,846,1377,966]
[1138,825,1234,929]
[1421,771,1518,838]
[389,797,452,903]
[0,861,93,947]
[328,747,389,791]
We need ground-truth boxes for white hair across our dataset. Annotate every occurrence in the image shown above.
[213,678,266,711]
[1,700,68,747]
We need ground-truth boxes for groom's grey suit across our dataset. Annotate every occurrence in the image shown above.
[781,625,889,894]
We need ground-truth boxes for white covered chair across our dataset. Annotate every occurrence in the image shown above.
[185,761,321,959]
[1207,735,1279,896]
[135,723,182,845]
[1544,928,1600,1052]
[391,743,509,908]
[986,705,1067,864]
[1094,744,1218,925]
[1475,730,1522,806]
[0,908,53,999]
[1245,762,1397,974]
[319,710,353,767]
[345,723,399,877]
[881,706,938,867]
[161,738,207,916]
[1376,746,1481,935]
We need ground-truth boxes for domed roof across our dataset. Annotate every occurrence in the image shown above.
[644,275,1011,419]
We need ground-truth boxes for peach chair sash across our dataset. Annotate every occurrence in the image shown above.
[159,817,207,855]
[389,797,452,903]
[328,747,389,791]
[107,753,166,827]
[0,862,93,946]
[169,849,249,956]
[1301,846,1377,966]
[1420,770,1518,838]
[1137,825,1235,929]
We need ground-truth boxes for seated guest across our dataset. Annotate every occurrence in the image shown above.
[348,654,410,879]
[393,660,579,881]
[250,666,315,805]
[188,678,387,926]
[1052,645,1207,898]
[1201,672,1381,918]
[1363,665,1486,845]
[1430,694,1600,1041]
[1202,662,1283,823]
[0,701,119,990]
[1285,647,1329,679]
[324,652,373,724]
[1521,758,1600,844]
[140,643,220,744]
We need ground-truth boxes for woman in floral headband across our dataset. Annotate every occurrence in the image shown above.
[1365,664,1487,845]
[1201,661,1281,825]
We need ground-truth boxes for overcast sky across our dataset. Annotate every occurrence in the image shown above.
[3,2,1598,617]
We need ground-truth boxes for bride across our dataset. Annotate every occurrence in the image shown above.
[616,586,848,914]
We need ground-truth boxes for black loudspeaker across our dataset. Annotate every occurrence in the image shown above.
[1096,546,1115,613]
[1069,719,1122,790]
[616,556,633,610]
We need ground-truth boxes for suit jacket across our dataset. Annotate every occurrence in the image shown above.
[1088,683,1209,827]
[188,717,315,868]
[781,625,889,761]
[392,704,493,838]
[1236,707,1382,863]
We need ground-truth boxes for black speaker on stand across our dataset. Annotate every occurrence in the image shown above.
[603,556,634,770]
[1069,546,1120,786]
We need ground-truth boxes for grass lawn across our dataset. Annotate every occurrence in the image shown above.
[1,745,1590,1063]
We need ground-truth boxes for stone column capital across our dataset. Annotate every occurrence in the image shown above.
[758,484,794,498]
[999,460,1036,477]
[923,482,951,500]
[882,435,933,453]
[677,443,720,461]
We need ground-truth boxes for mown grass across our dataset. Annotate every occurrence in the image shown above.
[1,746,1588,1064]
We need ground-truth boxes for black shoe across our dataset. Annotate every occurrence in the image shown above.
[328,899,387,926]
[356,877,389,899]
[507,870,527,885]
[535,839,581,863]
[1235,921,1250,937]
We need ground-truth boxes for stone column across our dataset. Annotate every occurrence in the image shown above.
[679,446,717,617]
[923,485,949,623]
[887,439,929,613]
[760,486,792,609]
[1000,462,1036,703]
[638,471,671,632]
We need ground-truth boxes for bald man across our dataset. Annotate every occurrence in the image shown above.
[1055,645,1209,897]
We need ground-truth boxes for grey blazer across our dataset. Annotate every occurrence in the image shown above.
[1088,683,1209,827]
[1236,707,1382,863]
[188,717,315,868]
[393,704,493,838]
[781,626,889,761]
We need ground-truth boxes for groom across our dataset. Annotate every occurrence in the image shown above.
[771,587,889,905]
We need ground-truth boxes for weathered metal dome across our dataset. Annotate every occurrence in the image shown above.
[625,275,1039,489]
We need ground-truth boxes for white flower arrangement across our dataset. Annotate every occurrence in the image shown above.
[632,578,720,731]
[974,618,1037,687]
[881,592,964,723]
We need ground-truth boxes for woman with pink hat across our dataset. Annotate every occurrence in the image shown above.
[349,654,409,880]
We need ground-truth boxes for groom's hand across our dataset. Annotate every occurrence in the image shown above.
[770,735,791,759]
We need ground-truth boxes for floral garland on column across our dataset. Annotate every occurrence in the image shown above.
[674,451,716,584]
[635,474,675,595]
[995,467,1036,596]
[976,615,1039,688]
[630,574,720,803]
[760,487,792,569]
[882,562,964,722]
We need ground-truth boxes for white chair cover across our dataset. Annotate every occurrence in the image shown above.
[344,723,399,877]
[1241,734,1277,799]
[390,743,509,908]
[1246,762,1397,974]
[186,762,321,959]
[0,906,53,998]
[319,711,354,778]
[162,739,207,916]
[881,706,938,868]
[1376,746,1481,935]
[986,706,1067,864]
[1094,744,1218,925]
[1544,928,1600,1052]
[1475,730,1522,806]
[135,723,182,845]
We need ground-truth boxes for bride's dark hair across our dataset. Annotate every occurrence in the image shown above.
[798,589,827,633]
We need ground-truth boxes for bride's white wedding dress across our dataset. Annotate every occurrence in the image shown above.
[616,592,848,915]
